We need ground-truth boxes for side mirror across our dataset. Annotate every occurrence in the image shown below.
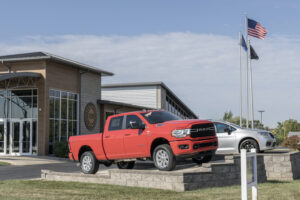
[224,127,231,135]
[129,121,145,129]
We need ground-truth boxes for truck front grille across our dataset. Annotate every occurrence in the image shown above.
[190,123,216,138]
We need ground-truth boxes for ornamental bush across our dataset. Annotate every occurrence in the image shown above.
[53,141,69,158]
[281,136,300,151]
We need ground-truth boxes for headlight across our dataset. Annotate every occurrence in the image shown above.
[171,129,190,138]
[258,132,269,137]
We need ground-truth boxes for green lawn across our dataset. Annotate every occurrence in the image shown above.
[0,161,10,166]
[0,180,299,200]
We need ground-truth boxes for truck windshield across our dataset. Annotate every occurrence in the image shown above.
[141,111,180,124]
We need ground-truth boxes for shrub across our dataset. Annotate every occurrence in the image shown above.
[53,141,69,158]
[281,136,300,151]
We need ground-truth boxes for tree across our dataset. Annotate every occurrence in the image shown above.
[272,119,300,144]
[222,111,264,129]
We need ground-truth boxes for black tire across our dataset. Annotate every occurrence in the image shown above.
[239,139,259,152]
[192,154,213,164]
[117,161,135,169]
[80,151,99,174]
[153,144,176,171]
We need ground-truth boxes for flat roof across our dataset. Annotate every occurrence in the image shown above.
[102,81,197,118]
[0,52,113,76]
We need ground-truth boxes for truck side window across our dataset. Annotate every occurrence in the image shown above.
[108,116,124,131]
[215,123,229,133]
[126,115,143,129]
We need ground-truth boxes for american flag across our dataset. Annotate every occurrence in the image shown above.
[247,18,267,39]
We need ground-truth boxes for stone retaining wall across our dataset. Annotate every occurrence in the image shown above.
[41,151,300,191]
[262,151,300,181]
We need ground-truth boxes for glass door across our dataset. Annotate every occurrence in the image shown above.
[9,119,32,155]
[22,120,31,154]
[0,120,5,154]
[11,121,21,155]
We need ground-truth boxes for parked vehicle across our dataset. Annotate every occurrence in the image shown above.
[68,110,218,173]
[211,120,276,153]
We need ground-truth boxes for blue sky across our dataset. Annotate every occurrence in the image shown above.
[1,0,300,39]
[1,0,300,128]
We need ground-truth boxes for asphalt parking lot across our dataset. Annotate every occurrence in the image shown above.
[0,156,211,181]
[0,156,80,181]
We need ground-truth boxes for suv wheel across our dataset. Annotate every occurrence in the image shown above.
[117,161,135,169]
[239,139,259,152]
[192,154,213,164]
[153,144,176,171]
[80,151,99,174]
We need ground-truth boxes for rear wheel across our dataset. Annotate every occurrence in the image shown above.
[117,161,135,169]
[192,154,213,164]
[80,151,99,174]
[153,144,176,171]
[239,139,259,152]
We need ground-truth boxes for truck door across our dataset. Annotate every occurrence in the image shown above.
[214,122,236,152]
[103,116,127,159]
[123,115,148,158]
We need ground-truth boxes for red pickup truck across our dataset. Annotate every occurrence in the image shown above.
[68,110,218,173]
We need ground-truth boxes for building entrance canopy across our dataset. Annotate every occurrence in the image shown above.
[0,72,41,82]
[0,72,42,89]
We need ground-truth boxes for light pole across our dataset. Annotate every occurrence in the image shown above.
[258,110,265,124]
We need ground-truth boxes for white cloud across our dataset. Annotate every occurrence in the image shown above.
[0,32,300,128]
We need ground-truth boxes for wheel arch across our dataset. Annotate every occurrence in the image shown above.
[78,145,94,161]
[150,137,170,157]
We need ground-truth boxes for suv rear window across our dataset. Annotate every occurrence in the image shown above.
[108,116,124,131]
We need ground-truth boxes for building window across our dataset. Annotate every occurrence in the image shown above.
[49,89,78,154]
[165,95,190,119]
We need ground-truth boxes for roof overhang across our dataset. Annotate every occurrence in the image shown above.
[0,72,42,82]
[0,52,114,76]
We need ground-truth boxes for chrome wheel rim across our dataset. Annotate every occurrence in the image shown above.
[156,149,169,168]
[82,155,92,172]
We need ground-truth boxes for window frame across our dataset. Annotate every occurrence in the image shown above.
[49,89,78,144]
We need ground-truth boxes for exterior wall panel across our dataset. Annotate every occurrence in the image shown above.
[102,86,157,109]
[80,72,101,134]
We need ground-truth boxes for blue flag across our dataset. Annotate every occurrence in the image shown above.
[240,34,248,51]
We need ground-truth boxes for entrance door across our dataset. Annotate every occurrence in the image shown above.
[9,119,32,155]
[0,120,5,154]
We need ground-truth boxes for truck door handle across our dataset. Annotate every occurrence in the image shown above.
[125,134,131,136]
[104,136,110,139]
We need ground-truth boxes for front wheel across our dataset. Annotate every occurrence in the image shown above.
[117,161,135,169]
[153,144,176,171]
[192,154,213,164]
[239,139,259,152]
[80,151,99,174]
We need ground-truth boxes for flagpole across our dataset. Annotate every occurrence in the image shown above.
[245,14,249,129]
[249,40,254,129]
[239,31,243,127]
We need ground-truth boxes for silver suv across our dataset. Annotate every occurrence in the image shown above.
[211,120,276,153]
